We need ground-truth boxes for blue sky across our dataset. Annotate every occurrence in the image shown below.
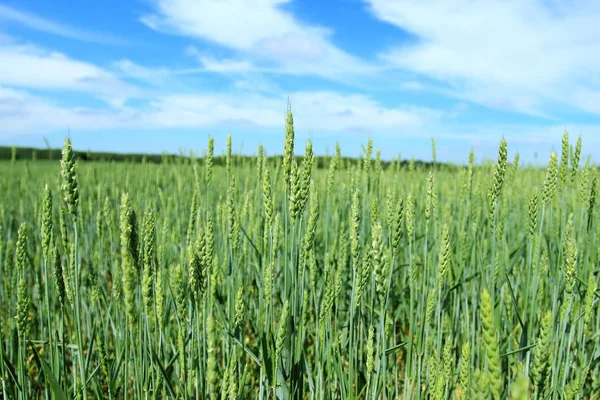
[1,0,600,164]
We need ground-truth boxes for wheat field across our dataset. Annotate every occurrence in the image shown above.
[0,111,598,399]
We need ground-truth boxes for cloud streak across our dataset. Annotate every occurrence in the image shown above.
[0,3,128,45]
[0,86,442,136]
[365,0,600,117]
[0,44,140,106]
[141,0,376,80]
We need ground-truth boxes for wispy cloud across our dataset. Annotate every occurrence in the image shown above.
[0,3,128,45]
[110,59,189,92]
[0,44,139,106]
[197,56,255,73]
[365,0,600,117]
[0,87,135,135]
[0,86,443,136]
[140,0,322,52]
[151,91,439,133]
[140,0,376,80]
[184,46,255,73]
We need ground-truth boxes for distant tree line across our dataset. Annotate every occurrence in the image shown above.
[0,145,449,171]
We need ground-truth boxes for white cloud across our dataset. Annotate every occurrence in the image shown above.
[0,44,138,105]
[254,33,327,61]
[286,91,438,132]
[233,76,280,93]
[141,0,316,51]
[365,0,600,116]
[573,89,600,114]
[145,93,283,127]
[398,81,427,91]
[0,86,441,136]
[0,87,135,135]
[454,103,469,112]
[145,91,441,132]
[111,59,181,89]
[0,45,114,89]
[197,56,254,73]
[141,0,375,79]
[0,3,128,45]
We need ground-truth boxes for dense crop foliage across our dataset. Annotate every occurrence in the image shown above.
[0,119,598,399]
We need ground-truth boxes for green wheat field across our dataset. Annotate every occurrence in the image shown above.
[1,110,599,399]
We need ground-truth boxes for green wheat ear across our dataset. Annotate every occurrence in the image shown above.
[366,325,375,378]
[275,301,290,368]
[16,222,27,273]
[542,152,558,204]
[480,289,502,400]
[226,133,232,178]
[227,360,237,400]
[262,164,274,226]
[571,135,582,182]
[155,266,165,332]
[326,143,340,196]
[207,314,219,395]
[289,159,301,220]
[406,193,415,242]
[510,373,530,400]
[527,187,539,238]
[53,247,66,307]
[142,208,156,314]
[425,171,434,222]
[559,130,569,184]
[459,341,471,398]
[16,276,29,340]
[363,137,373,177]
[393,195,404,251]
[206,136,214,184]
[15,223,29,339]
[588,176,597,231]
[350,188,361,270]
[487,137,508,225]
[437,224,451,285]
[579,159,590,204]
[283,103,295,189]
[298,140,314,214]
[584,275,597,333]
[371,222,386,306]
[532,310,553,391]
[425,289,436,327]
[119,193,137,326]
[60,137,79,218]
[42,184,53,258]
[234,287,245,330]
[472,368,490,400]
